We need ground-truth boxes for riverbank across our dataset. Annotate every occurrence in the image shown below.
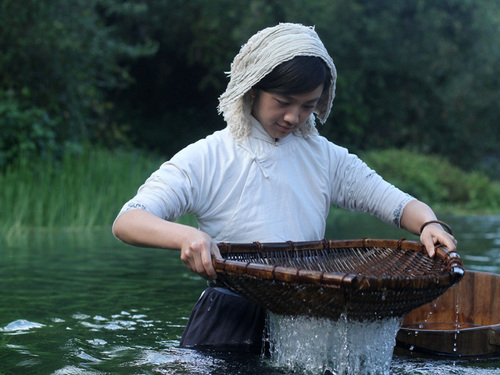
[1,147,499,236]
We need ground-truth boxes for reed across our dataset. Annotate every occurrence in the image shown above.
[2,147,498,240]
[1,148,164,234]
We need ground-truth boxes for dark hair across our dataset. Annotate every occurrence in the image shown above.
[253,55,330,95]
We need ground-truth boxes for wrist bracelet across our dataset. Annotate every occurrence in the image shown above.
[419,220,453,235]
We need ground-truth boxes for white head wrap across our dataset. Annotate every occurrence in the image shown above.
[218,23,337,140]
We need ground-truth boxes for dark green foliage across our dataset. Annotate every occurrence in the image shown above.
[362,149,500,211]
[1,0,499,179]
[111,0,500,174]
[0,89,60,168]
[0,0,157,165]
[314,0,500,177]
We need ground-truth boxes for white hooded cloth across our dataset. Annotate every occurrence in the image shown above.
[218,23,337,140]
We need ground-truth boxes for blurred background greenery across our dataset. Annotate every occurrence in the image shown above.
[1,0,500,231]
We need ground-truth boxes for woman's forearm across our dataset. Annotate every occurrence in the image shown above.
[112,209,221,279]
[400,200,438,235]
[112,209,194,250]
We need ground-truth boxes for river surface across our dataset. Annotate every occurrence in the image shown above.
[0,211,499,374]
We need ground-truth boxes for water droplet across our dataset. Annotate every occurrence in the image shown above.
[452,288,461,355]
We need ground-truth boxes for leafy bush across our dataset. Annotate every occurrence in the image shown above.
[0,0,157,166]
[0,89,65,168]
[362,149,500,210]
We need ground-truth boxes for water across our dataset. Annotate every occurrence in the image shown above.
[267,314,402,374]
[1,213,499,374]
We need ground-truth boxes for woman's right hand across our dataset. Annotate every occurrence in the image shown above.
[179,227,222,280]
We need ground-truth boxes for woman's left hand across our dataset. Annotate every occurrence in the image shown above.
[420,222,458,257]
[400,200,458,257]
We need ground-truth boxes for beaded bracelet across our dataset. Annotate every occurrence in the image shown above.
[419,220,453,235]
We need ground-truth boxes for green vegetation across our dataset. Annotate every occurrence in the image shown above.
[0,0,157,167]
[1,0,500,178]
[1,148,498,242]
[362,149,500,213]
[0,148,163,237]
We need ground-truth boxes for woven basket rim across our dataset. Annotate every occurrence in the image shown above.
[213,238,464,291]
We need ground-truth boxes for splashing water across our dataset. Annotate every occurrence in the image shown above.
[266,313,403,375]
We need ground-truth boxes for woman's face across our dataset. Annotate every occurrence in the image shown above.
[251,84,324,139]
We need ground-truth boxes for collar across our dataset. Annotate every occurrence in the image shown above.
[249,116,293,146]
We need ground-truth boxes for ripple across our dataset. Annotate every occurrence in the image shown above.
[52,365,103,375]
[391,356,500,375]
[87,339,107,346]
[464,255,492,262]
[0,319,45,334]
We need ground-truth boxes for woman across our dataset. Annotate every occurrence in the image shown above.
[113,23,457,353]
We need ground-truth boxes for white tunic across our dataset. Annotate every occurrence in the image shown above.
[117,117,412,243]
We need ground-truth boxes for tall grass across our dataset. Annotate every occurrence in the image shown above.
[2,147,499,242]
[1,148,164,236]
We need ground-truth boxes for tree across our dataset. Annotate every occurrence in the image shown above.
[110,0,282,153]
[0,0,157,166]
[3,0,498,178]
[111,0,500,177]
[305,0,500,175]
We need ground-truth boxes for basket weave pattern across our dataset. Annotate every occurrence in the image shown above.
[213,239,464,321]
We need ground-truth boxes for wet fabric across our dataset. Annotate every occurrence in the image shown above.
[180,287,266,353]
